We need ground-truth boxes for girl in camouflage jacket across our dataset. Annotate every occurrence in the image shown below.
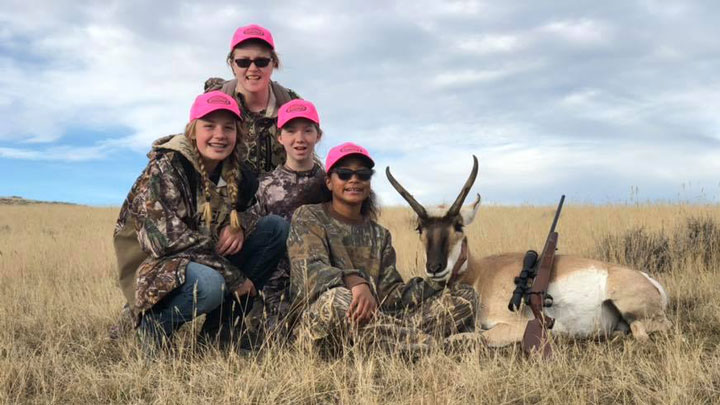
[245,99,329,337]
[288,143,479,356]
[204,23,301,176]
[114,91,288,351]
[111,24,300,344]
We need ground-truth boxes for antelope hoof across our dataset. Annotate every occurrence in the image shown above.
[630,321,650,341]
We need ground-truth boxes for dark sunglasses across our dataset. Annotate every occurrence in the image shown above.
[332,168,374,181]
[234,57,272,68]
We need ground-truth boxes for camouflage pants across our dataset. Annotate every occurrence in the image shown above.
[293,283,478,356]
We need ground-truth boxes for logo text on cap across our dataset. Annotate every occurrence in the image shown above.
[207,95,231,105]
[286,105,308,113]
[243,28,265,36]
[340,146,363,153]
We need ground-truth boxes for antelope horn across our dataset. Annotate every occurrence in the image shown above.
[385,166,428,220]
[446,155,479,218]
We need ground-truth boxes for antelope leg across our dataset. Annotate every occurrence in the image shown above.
[630,321,650,341]
[480,321,527,347]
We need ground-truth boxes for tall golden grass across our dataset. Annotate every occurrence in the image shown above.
[1,203,719,403]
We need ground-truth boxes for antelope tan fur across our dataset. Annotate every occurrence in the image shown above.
[386,156,672,347]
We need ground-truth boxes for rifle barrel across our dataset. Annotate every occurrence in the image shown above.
[548,195,565,237]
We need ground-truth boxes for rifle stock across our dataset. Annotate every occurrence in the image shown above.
[521,196,564,359]
[522,319,551,358]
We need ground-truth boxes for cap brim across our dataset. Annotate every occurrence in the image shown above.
[196,107,241,121]
[232,37,274,50]
[329,153,375,171]
[278,115,319,129]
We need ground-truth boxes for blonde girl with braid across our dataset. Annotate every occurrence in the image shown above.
[113,91,289,353]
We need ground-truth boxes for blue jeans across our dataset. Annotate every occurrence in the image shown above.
[201,215,289,344]
[139,262,226,348]
[139,215,290,348]
[225,215,289,290]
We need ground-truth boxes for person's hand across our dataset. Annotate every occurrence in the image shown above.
[347,283,377,325]
[216,225,244,256]
[234,279,256,298]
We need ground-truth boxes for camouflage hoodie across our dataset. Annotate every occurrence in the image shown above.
[251,163,328,221]
[288,203,447,317]
[204,78,300,175]
[247,163,328,312]
[114,134,259,313]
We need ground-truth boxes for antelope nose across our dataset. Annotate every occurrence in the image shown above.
[427,262,443,274]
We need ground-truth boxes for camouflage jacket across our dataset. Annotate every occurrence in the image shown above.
[114,134,259,312]
[247,163,328,310]
[251,163,328,221]
[287,203,447,317]
[204,78,300,176]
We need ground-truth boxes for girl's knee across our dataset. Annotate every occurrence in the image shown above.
[185,262,226,313]
[258,215,290,240]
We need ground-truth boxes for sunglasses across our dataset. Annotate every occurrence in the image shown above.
[332,168,374,181]
[234,57,272,68]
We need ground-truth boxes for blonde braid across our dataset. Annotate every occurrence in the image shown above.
[226,122,244,233]
[195,154,215,228]
[185,121,215,229]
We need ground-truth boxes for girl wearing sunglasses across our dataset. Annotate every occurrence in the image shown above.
[113,91,289,354]
[110,24,301,343]
[287,143,479,356]
[205,24,301,176]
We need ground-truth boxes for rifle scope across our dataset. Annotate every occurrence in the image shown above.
[508,250,538,312]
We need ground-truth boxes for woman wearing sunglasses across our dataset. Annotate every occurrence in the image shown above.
[109,24,300,342]
[287,143,479,356]
[205,24,301,176]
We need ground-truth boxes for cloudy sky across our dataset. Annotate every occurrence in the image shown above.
[1,0,719,207]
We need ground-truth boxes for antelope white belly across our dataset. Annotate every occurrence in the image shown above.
[544,267,614,337]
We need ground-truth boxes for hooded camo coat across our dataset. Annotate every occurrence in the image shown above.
[114,134,259,313]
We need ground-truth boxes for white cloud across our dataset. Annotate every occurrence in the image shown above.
[540,18,611,45]
[640,0,691,18]
[434,0,486,15]
[431,69,509,88]
[457,34,524,54]
[1,0,720,205]
[394,0,488,18]
[0,145,107,161]
[560,88,600,106]
[0,1,228,150]
[557,88,649,124]
[430,59,543,89]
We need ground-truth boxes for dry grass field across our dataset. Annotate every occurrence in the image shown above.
[1,202,719,404]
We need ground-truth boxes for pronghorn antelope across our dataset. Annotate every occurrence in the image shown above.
[386,156,672,347]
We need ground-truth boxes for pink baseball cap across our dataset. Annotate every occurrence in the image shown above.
[325,142,375,172]
[230,24,275,50]
[277,99,320,129]
[189,91,241,121]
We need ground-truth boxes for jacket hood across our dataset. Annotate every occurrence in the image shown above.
[151,134,202,173]
[151,134,241,186]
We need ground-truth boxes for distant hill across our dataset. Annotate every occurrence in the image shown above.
[0,196,79,206]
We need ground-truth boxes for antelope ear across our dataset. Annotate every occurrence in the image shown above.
[461,194,481,225]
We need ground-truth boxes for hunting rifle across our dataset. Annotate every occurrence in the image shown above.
[521,195,565,359]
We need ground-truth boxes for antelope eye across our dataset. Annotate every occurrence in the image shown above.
[454,222,464,232]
